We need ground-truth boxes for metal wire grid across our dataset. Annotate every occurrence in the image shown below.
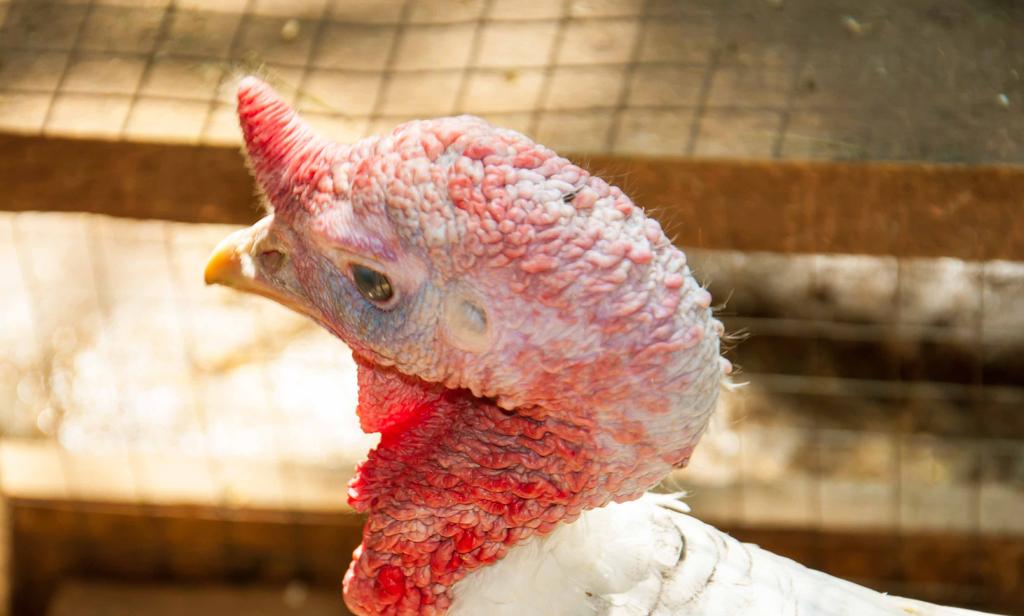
[1,0,1022,160]
[2,211,1023,612]
[1,209,1022,540]
[0,0,1022,607]
[1,211,377,611]
[0,0,721,151]
[695,248,1024,537]
[1,212,368,511]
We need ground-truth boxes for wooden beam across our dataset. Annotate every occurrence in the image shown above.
[580,155,1024,261]
[9,498,1022,616]
[2,134,1022,261]
[0,135,258,225]
[8,499,363,616]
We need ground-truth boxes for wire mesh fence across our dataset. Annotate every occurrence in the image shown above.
[3,207,1024,611]
[0,0,1021,160]
[0,0,1023,613]
[2,209,1022,532]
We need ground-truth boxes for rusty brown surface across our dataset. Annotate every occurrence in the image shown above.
[0,135,262,226]
[2,135,1021,261]
[9,499,363,616]
[10,499,1023,616]
[582,155,1024,261]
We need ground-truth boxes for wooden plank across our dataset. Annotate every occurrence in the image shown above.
[0,441,356,514]
[0,497,8,616]
[0,135,258,225]
[10,499,364,616]
[2,134,1022,261]
[47,581,350,616]
[582,155,1024,261]
[9,498,1022,616]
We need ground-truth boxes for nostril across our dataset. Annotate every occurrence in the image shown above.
[257,249,286,274]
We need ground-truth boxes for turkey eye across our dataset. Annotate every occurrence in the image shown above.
[351,263,393,303]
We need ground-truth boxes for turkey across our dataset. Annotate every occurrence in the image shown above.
[204,76,992,616]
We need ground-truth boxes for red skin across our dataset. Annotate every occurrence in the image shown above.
[234,77,724,616]
[344,360,614,615]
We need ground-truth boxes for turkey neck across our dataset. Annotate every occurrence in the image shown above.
[343,361,614,616]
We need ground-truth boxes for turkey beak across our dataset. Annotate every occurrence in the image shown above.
[204,224,260,289]
[204,218,313,317]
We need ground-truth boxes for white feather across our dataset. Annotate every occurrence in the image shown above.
[450,494,994,616]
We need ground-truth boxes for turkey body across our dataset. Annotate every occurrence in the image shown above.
[451,493,991,616]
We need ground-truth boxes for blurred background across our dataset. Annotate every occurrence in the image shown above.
[0,0,1022,614]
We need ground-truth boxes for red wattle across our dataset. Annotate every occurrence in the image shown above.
[341,362,656,616]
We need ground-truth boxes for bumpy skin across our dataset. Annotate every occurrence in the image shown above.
[233,78,727,616]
